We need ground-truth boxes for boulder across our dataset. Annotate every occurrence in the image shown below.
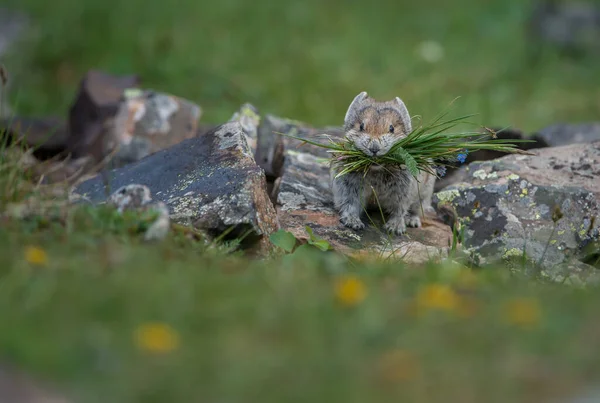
[433,141,600,279]
[532,123,600,148]
[73,121,278,253]
[271,120,452,264]
[108,89,202,167]
[68,70,140,161]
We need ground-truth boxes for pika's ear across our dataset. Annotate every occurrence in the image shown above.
[394,97,412,133]
[344,91,368,124]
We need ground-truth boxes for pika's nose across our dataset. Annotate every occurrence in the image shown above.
[369,143,380,156]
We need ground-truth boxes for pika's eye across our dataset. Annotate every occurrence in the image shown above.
[359,122,365,131]
[389,125,395,133]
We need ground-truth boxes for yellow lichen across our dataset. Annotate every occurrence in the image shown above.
[436,189,460,203]
[503,248,524,259]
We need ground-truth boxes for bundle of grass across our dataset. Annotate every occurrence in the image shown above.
[280,107,534,179]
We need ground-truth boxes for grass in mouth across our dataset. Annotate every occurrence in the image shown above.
[279,103,535,179]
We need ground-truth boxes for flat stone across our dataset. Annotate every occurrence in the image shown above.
[433,141,600,275]
[74,121,279,253]
[276,148,452,264]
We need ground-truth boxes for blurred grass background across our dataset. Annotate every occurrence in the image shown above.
[2,0,600,130]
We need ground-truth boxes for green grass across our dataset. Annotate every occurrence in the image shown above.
[3,0,600,130]
[2,208,600,402]
[2,0,600,401]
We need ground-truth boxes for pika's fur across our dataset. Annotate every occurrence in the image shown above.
[330,91,436,235]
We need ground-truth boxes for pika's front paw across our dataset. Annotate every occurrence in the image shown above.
[385,216,407,235]
[340,214,365,230]
[406,215,422,228]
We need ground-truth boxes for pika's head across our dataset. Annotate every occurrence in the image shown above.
[343,91,412,157]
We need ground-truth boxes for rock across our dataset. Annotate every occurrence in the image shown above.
[532,123,600,148]
[74,121,279,252]
[433,141,600,276]
[228,103,260,153]
[0,116,69,160]
[254,114,344,181]
[107,184,170,241]
[527,0,600,58]
[108,89,202,167]
[274,124,452,264]
[67,70,140,161]
[434,127,549,192]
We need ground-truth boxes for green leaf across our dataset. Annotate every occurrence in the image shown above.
[392,147,419,177]
[269,229,297,253]
[304,226,332,251]
[310,240,332,252]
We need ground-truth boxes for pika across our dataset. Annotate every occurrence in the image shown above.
[330,91,436,235]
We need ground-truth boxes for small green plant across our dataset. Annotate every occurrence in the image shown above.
[269,226,333,254]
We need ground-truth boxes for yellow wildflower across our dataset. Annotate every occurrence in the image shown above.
[334,275,367,307]
[377,349,420,382]
[502,297,541,329]
[25,246,48,266]
[134,322,180,353]
[416,283,459,313]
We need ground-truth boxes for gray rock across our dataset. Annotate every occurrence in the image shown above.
[532,122,600,148]
[74,121,279,253]
[109,88,202,167]
[273,122,452,264]
[528,0,600,56]
[255,114,343,180]
[107,184,170,241]
[434,127,549,192]
[228,103,260,153]
[68,70,140,161]
[433,141,600,277]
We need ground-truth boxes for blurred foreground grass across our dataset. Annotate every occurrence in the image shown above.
[2,205,600,402]
[2,0,600,130]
